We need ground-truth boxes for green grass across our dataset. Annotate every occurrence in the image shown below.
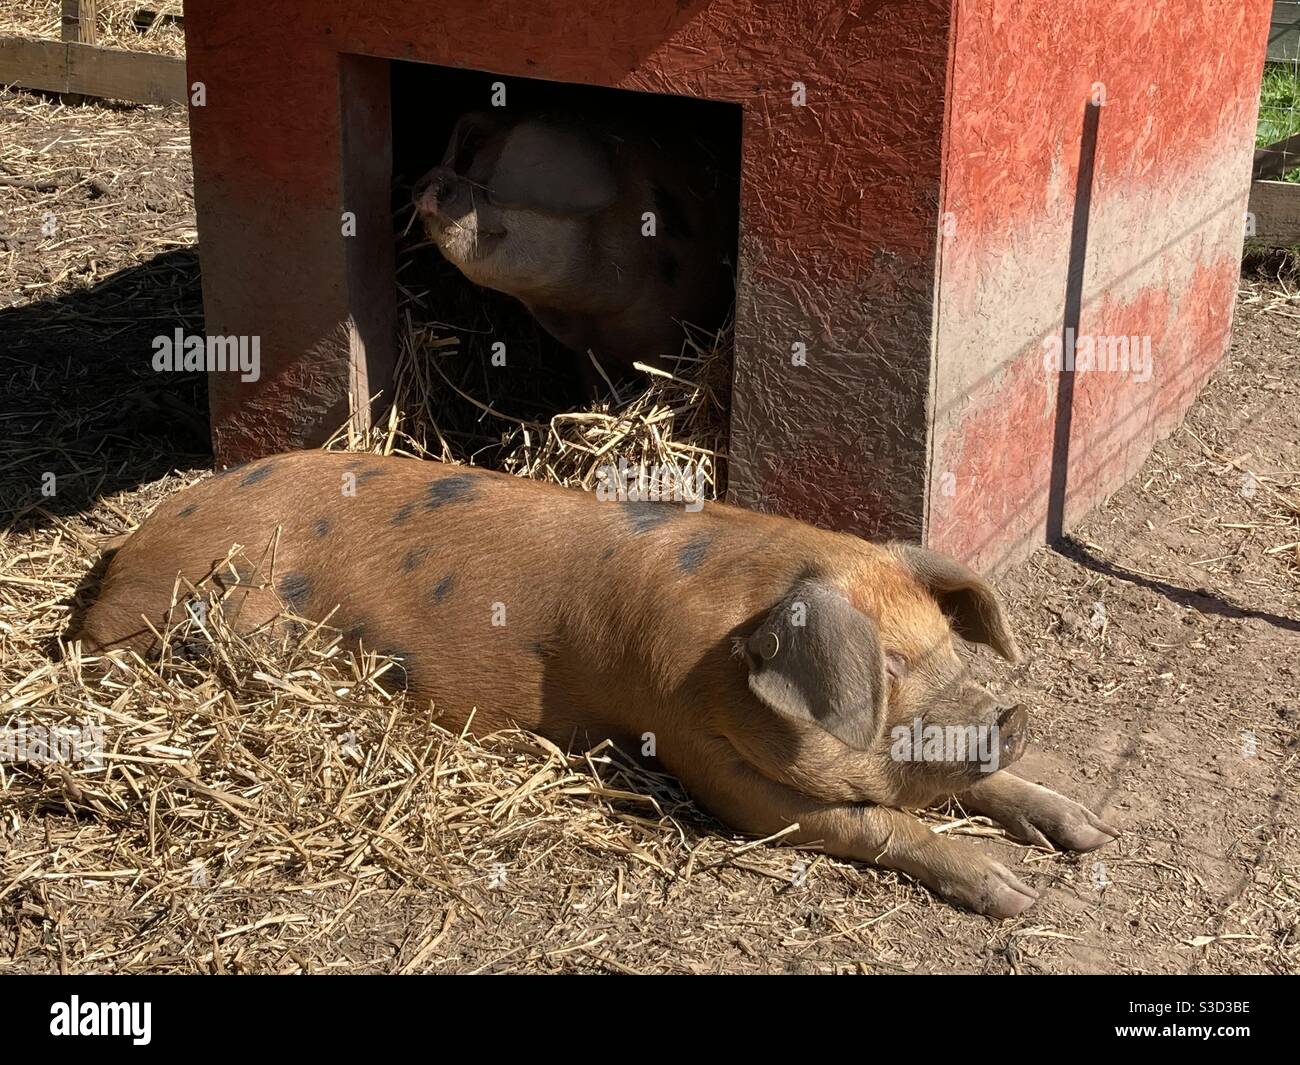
[1258,62,1300,182]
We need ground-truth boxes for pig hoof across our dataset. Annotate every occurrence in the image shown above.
[978,864,1039,918]
[1051,813,1118,853]
[940,857,1039,918]
[1016,790,1120,853]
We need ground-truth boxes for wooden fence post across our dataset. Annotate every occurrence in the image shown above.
[60,0,96,104]
[61,0,98,45]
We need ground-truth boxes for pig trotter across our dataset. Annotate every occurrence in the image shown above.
[959,771,1120,853]
[930,851,1040,919]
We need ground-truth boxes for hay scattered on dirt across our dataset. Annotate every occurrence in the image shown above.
[2,1,185,56]
[1,581,724,971]
[0,96,194,315]
[1242,243,1300,298]
[331,221,733,503]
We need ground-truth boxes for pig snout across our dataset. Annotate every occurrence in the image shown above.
[958,697,1029,774]
[412,166,457,218]
[996,703,1029,768]
[894,695,1030,798]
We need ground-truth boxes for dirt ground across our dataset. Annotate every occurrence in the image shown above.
[1,79,1297,974]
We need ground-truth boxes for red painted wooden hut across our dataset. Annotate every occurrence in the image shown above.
[183,0,1272,569]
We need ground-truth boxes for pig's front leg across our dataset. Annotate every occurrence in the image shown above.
[957,771,1119,852]
[671,735,1041,917]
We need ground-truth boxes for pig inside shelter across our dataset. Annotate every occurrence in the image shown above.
[388,62,743,490]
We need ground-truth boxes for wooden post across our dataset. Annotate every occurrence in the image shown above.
[60,0,96,105]
[61,0,98,45]
[1249,179,1300,245]
[190,48,397,464]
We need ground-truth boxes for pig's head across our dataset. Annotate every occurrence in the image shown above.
[413,112,618,303]
[412,111,735,366]
[739,545,1028,806]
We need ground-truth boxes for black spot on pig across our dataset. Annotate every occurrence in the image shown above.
[678,535,710,574]
[177,503,198,518]
[356,468,386,485]
[652,182,694,239]
[391,501,417,525]
[344,621,367,642]
[402,546,430,574]
[312,517,332,539]
[239,465,272,488]
[426,475,476,510]
[600,546,616,561]
[277,572,312,610]
[431,574,455,603]
[530,641,550,659]
[622,501,679,535]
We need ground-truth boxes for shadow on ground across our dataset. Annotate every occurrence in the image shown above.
[0,247,209,533]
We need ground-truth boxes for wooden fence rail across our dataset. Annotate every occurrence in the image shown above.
[0,0,185,107]
[0,35,186,105]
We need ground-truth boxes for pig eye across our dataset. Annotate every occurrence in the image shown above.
[885,653,909,682]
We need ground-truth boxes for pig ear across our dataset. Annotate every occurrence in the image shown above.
[894,545,1021,663]
[488,122,617,215]
[743,579,886,751]
[441,111,502,170]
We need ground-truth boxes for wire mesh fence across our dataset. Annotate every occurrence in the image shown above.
[1257,0,1300,181]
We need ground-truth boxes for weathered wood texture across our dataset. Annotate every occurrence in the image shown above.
[62,0,99,45]
[1250,179,1300,245]
[1268,0,1300,60]
[0,36,186,105]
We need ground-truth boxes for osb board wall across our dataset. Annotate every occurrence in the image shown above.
[928,0,1272,571]
[184,0,953,540]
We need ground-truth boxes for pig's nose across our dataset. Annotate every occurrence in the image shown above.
[413,168,454,213]
[996,703,1029,767]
